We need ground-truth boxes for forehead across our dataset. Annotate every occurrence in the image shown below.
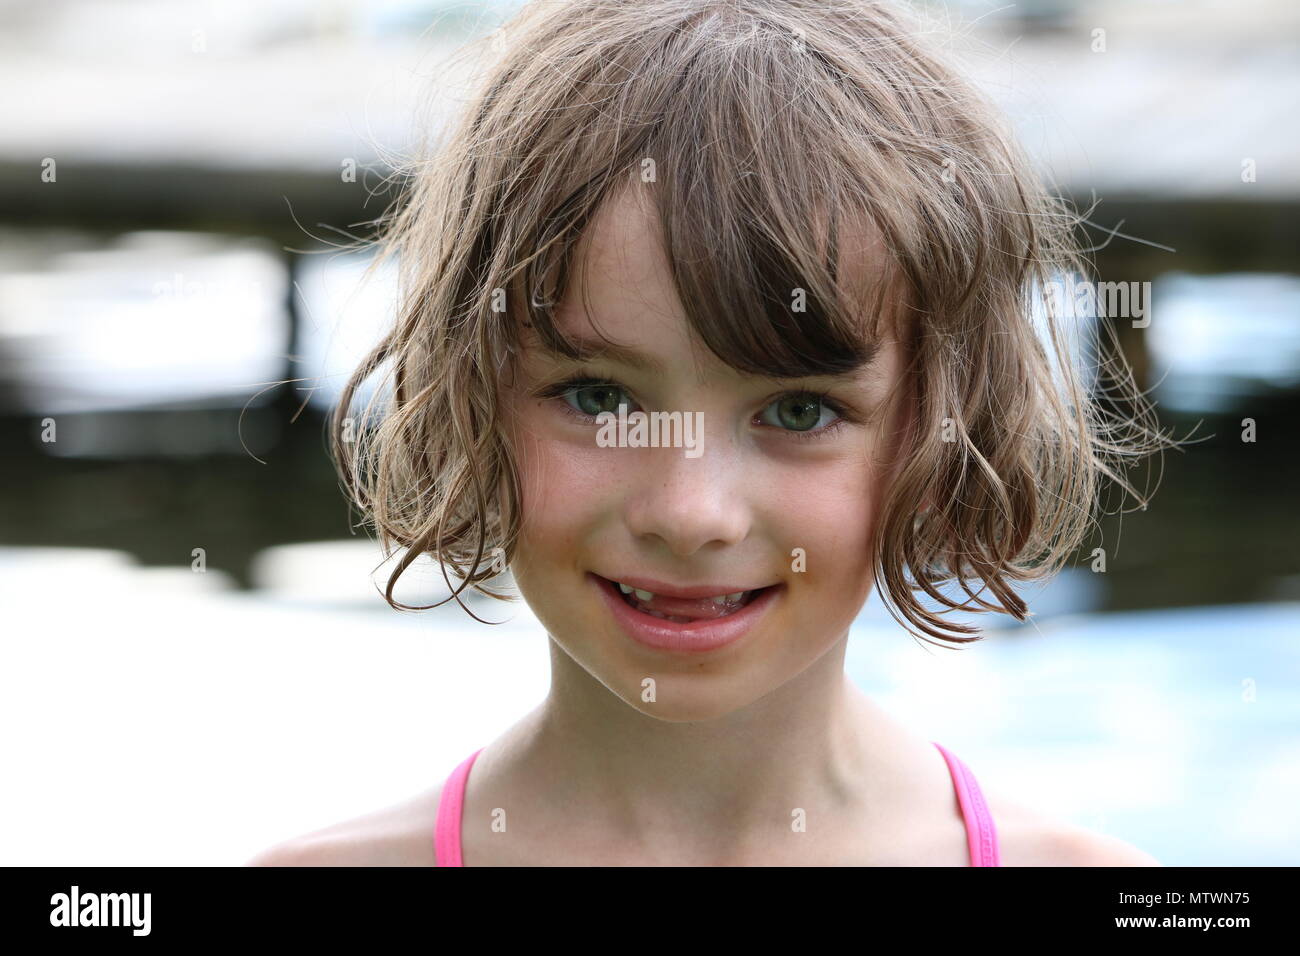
[569,185,891,316]
[562,188,677,341]
[518,184,907,379]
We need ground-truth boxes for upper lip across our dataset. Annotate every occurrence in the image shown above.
[594,573,777,600]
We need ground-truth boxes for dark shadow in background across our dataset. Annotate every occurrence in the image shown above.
[1,161,1297,607]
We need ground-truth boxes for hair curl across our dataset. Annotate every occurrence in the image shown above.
[329,0,1179,646]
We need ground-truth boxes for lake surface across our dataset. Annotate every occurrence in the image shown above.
[1,543,1294,866]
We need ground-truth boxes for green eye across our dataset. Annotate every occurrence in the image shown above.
[565,383,631,417]
[760,394,837,432]
[541,375,853,443]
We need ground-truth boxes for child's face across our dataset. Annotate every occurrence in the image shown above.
[500,187,913,721]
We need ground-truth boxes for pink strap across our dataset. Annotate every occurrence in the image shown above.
[932,741,1001,866]
[434,747,483,867]
[437,743,999,866]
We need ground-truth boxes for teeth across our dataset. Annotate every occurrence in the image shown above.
[617,580,750,604]
[614,580,753,605]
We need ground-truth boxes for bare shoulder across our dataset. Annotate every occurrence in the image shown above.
[245,782,444,867]
[985,791,1160,867]
[1007,819,1162,866]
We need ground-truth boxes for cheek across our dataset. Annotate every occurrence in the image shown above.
[507,406,618,569]
[776,454,880,582]
[757,447,886,651]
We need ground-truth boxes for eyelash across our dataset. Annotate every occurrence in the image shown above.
[535,374,857,443]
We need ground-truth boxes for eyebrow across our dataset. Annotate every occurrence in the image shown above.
[545,334,669,375]
[544,332,881,382]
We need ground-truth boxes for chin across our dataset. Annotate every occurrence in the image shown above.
[604,671,770,723]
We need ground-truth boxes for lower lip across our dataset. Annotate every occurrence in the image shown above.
[588,573,782,654]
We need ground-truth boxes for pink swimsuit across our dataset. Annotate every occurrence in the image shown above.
[435,740,1000,866]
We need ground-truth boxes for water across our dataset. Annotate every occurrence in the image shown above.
[1,542,1294,865]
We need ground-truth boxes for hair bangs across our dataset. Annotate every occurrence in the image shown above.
[511,12,905,381]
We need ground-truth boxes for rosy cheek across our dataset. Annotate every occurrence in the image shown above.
[512,412,619,548]
[758,453,880,618]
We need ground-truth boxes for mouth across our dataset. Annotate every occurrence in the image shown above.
[588,572,783,653]
[602,576,769,622]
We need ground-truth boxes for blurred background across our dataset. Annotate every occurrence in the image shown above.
[0,0,1297,866]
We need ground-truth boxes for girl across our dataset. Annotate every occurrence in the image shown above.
[252,0,1172,866]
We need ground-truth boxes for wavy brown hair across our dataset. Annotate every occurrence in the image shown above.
[329,0,1177,646]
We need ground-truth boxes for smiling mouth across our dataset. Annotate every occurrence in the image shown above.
[596,575,772,623]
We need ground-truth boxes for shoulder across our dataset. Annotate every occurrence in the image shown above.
[245,782,444,867]
[987,794,1160,867]
[1028,823,1162,866]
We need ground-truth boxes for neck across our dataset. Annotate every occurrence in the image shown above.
[499,633,904,861]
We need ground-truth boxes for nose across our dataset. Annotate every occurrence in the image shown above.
[623,440,752,558]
